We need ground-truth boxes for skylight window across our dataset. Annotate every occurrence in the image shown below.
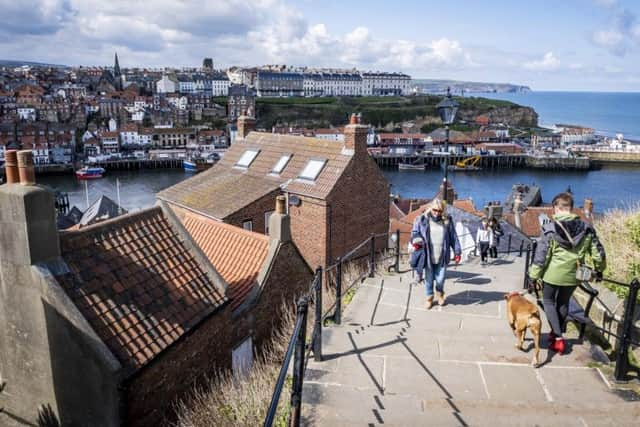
[236,149,259,168]
[299,159,327,181]
[272,154,291,174]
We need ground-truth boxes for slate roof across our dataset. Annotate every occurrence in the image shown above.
[158,172,281,220]
[79,195,127,227]
[55,207,227,372]
[158,131,354,217]
[175,207,270,310]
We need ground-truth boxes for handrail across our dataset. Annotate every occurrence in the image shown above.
[263,298,307,427]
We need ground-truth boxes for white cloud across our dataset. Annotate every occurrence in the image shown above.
[523,52,560,71]
[590,6,640,56]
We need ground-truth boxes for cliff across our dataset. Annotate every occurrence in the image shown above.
[255,95,538,129]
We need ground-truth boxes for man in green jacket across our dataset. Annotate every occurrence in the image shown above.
[529,192,606,354]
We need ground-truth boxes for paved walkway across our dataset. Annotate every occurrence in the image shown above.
[303,256,640,426]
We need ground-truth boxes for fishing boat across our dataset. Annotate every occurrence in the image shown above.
[75,166,105,180]
[183,153,220,173]
[398,160,425,171]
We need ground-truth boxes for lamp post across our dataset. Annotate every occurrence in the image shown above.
[436,87,459,203]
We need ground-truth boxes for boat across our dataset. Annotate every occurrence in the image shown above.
[75,166,105,180]
[398,160,425,171]
[183,153,220,173]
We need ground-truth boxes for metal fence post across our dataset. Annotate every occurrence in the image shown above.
[614,278,640,382]
[314,267,323,361]
[523,245,531,289]
[394,229,400,272]
[507,234,512,253]
[335,259,342,325]
[369,233,376,278]
[518,241,524,257]
[290,297,308,426]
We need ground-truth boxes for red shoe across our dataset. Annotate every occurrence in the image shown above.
[551,337,566,355]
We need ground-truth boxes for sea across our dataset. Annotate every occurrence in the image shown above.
[38,91,640,214]
[479,91,640,141]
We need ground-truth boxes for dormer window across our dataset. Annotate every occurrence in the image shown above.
[299,158,327,182]
[272,154,291,175]
[236,149,259,168]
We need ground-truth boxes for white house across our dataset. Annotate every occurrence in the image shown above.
[156,74,177,94]
[108,118,118,132]
[119,125,139,146]
[17,107,36,121]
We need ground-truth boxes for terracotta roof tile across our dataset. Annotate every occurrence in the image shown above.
[55,206,227,372]
[174,207,269,310]
[503,207,590,237]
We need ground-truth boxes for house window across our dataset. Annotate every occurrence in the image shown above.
[272,154,291,174]
[264,211,274,234]
[242,220,253,231]
[299,158,327,181]
[232,337,253,378]
[236,149,260,168]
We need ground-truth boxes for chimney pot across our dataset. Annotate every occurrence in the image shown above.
[17,150,36,185]
[4,150,19,184]
[276,195,286,214]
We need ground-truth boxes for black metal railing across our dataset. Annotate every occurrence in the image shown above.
[522,244,640,383]
[264,232,401,427]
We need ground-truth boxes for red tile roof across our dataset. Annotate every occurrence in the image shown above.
[176,208,270,310]
[55,207,227,372]
[503,207,590,237]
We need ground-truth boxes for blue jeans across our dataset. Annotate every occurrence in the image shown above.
[425,263,447,297]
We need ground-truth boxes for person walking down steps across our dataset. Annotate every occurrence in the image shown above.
[529,192,606,355]
[411,198,462,309]
[476,218,493,265]
[488,217,503,259]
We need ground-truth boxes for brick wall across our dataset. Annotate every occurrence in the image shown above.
[224,189,281,234]
[327,151,390,262]
[125,306,245,426]
[248,242,313,352]
[288,195,329,269]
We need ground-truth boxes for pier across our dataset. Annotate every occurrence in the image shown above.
[88,158,183,171]
[373,153,590,170]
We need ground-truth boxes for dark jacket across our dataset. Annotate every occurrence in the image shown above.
[411,212,461,270]
[529,213,606,286]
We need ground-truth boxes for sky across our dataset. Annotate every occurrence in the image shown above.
[0,0,639,91]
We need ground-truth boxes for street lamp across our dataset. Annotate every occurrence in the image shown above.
[436,87,459,202]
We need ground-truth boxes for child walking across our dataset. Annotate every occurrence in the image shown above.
[476,219,493,265]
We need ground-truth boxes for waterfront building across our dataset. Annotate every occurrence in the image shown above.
[158,113,390,270]
[100,131,119,154]
[152,127,196,149]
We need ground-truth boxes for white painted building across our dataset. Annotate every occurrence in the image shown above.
[167,95,188,110]
[362,72,411,96]
[156,74,177,94]
[17,107,36,121]
[120,127,139,146]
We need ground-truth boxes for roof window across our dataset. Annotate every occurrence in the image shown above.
[299,158,327,181]
[272,154,291,174]
[236,149,259,168]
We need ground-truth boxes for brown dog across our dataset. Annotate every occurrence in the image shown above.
[505,291,541,367]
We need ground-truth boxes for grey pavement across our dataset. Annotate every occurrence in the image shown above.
[302,255,640,426]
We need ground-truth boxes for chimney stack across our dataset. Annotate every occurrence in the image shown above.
[268,195,291,243]
[584,198,593,219]
[0,163,60,265]
[343,112,368,156]
[513,194,523,230]
[4,150,19,184]
[237,111,256,140]
[17,150,36,185]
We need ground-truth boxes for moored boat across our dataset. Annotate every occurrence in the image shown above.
[398,162,425,171]
[75,166,105,180]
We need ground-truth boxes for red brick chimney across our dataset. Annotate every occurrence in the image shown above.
[343,113,368,156]
[237,113,256,140]
[4,149,19,184]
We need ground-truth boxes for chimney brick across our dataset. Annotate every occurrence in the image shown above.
[343,113,368,155]
[237,115,256,140]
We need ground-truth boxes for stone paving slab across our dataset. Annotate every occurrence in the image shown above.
[303,258,633,426]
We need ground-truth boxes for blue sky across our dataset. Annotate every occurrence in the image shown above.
[0,0,638,91]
